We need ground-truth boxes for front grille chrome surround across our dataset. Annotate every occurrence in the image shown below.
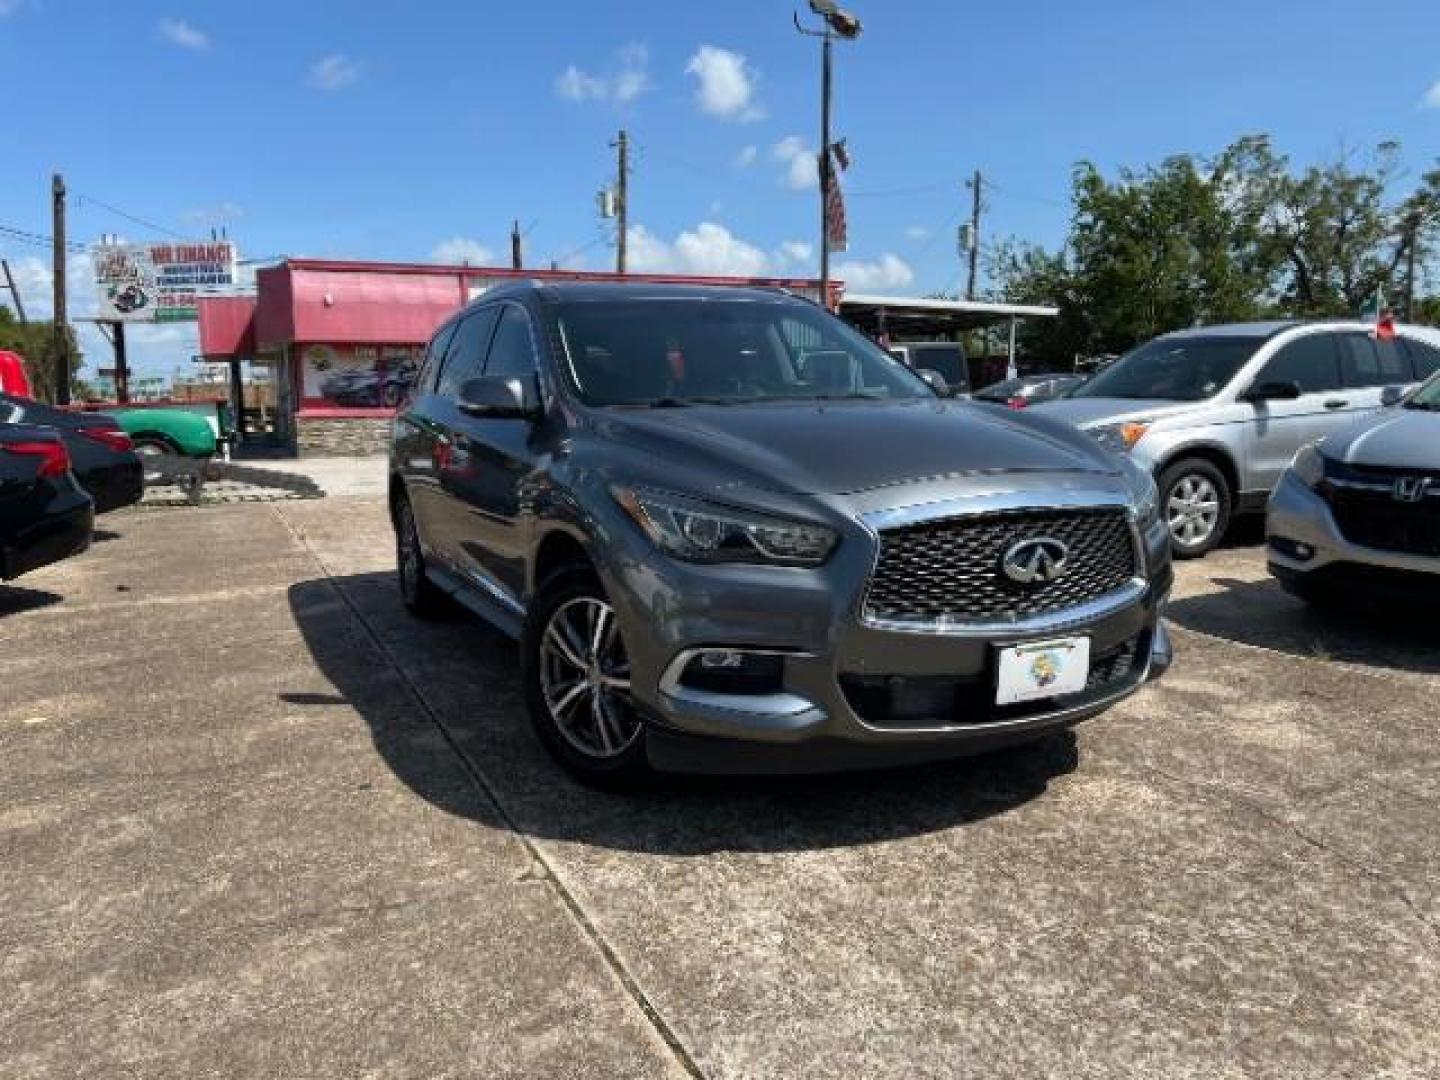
[861,505,1143,630]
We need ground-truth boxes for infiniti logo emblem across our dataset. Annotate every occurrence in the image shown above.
[1393,477,1432,503]
[1001,537,1070,585]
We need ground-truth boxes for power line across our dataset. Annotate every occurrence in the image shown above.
[0,221,87,253]
[73,192,190,240]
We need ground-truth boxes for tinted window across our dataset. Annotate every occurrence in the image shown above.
[1405,338,1440,379]
[1071,335,1262,401]
[1257,334,1341,393]
[484,305,538,380]
[556,298,930,406]
[911,346,966,386]
[437,307,499,398]
[1338,333,1408,388]
[419,320,461,393]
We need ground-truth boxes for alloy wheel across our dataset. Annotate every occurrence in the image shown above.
[538,596,639,760]
[1166,474,1220,548]
[397,504,421,603]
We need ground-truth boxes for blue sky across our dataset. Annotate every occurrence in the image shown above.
[2,0,1439,377]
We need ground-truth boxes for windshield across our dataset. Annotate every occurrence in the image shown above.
[554,297,933,407]
[975,377,1026,401]
[1071,334,1262,401]
[1407,371,1440,411]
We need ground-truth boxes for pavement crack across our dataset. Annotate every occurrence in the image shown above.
[1140,758,1440,948]
[270,505,706,1079]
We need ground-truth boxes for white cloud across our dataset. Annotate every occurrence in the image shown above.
[431,237,495,265]
[157,17,209,50]
[555,43,652,106]
[628,221,770,277]
[776,240,813,267]
[685,46,762,121]
[309,54,361,92]
[904,225,930,241]
[771,136,817,191]
[734,144,759,168]
[182,201,245,226]
[833,254,916,291]
[1422,80,1440,109]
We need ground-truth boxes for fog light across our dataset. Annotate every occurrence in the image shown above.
[680,651,785,695]
[1269,536,1315,562]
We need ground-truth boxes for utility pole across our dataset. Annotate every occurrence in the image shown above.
[966,169,982,301]
[612,130,629,273]
[1,259,26,323]
[52,173,70,405]
[1403,214,1419,321]
[114,321,130,404]
[511,219,523,270]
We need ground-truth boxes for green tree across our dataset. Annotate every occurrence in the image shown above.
[0,307,83,402]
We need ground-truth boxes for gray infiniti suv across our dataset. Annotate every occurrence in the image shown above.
[1036,322,1440,557]
[389,282,1173,784]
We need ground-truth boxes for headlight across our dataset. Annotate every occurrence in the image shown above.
[1121,458,1160,525]
[612,486,837,566]
[1090,421,1152,454]
[1291,442,1326,487]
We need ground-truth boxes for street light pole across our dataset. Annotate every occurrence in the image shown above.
[819,32,832,303]
[796,3,861,310]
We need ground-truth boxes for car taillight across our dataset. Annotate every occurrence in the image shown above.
[3,440,70,478]
[1006,396,1029,410]
[78,426,134,452]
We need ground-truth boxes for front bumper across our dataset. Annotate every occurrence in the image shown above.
[594,487,1173,775]
[1266,470,1440,587]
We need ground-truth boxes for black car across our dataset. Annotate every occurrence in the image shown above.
[974,374,1087,409]
[320,364,418,407]
[0,393,144,513]
[390,282,1171,785]
[1,424,94,581]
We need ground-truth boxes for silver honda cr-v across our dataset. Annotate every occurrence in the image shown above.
[1036,322,1440,557]
[1268,369,1440,604]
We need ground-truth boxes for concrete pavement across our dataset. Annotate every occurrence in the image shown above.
[3,494,1438,1078]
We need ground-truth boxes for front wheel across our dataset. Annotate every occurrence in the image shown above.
[1159,458,1232,559]
[523,573,650,788]
[395,497,448,618]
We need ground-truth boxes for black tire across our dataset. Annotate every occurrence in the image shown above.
[1158,457,1233,559]
[394,496,449,619]
[522,571,651,789]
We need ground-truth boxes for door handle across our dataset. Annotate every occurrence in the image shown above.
[1323,399,1349,409]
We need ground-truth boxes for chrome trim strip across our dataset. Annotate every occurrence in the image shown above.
[856,489,1146,635]
[1325,478,1396,493]
[659,648,818,717]
[465,564,526,615]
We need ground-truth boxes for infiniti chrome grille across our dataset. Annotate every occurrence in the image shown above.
[864,508,1139,625]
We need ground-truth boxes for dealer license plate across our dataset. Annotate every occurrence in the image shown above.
[995,637,1090,706]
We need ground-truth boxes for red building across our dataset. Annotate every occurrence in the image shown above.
[199,259,832,455]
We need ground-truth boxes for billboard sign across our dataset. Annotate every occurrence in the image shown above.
[93,241,237,322]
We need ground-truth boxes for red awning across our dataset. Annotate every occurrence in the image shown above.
[197,296,258,359]
[257,267,467,349]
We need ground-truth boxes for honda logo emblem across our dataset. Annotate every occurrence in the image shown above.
[1393,477,1432,503]
[1001,537,1070,585]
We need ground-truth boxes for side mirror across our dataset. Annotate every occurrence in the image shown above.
[1380,384,1405,408]
[915,368,950,397]
[457,375,538,419]
[1241,379,1302,403]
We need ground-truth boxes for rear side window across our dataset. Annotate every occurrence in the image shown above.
[418,320,461,394]
[437,307,499,398]
[483,305,538,380]
[1403,338,1440,380]
[1257,334,1341,393]
[1338,333,1408,387]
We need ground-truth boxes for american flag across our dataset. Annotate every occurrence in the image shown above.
[823,146,848,252]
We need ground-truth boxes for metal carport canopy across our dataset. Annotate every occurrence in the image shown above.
[838,293,1058,336]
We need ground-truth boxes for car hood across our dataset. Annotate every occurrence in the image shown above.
[1031,397,1197,428]
[588,398,1118,497]
[1323,408,1440,469]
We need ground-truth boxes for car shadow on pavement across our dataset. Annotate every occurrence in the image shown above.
[1168,575,1440,676]
[287,573,1081,855]
[0,584,63,616]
